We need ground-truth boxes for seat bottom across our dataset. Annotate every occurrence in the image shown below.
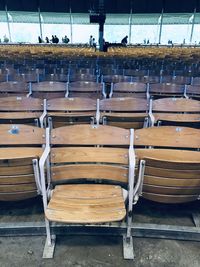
[45,184,126,223]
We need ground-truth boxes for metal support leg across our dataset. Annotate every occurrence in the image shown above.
[43,234,56,259]
[192,212,200,227]
[123,234,134,260]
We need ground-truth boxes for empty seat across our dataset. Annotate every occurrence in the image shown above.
[0,96,44,126]
[67,81,104,99]
[149,97,200,127]
[149,83,185,98]
[110,82,147,98]
[40,125,141,259]
[47,97,97,128]
[0,81,29,97]
[135,126,200,203]
[99,97,149,129]
[0,124,45,201]
[30,81,67,99]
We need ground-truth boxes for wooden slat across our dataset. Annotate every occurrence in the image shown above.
[135,149,200,163]
[0,191,37,201]
[135,126,200,148]
[153,113,200,123]
[187,85,200,95]
[0,183,37,192]
[142,192,198,203]
[106,121,144,129]
[51,164,128,183]
[150,83,183,94]
[45,184,126,223]
[0,165,33,175]
[143,184,200,195]
[113,82,146,92]
[0,81,28,93]
[51,125,130,145]
[0,96,43,111]
[0,174,35,184]
[152,98,200,112]
[144,175,200,187]
[0,124,45,145]
[51,147,128,164]
[0,148,43,163]
[68,81,102,92]
[47,97,96,111]
[0,112,42,119]
[32,81,66,92]
[100,97,148,112]
[144,166,200,178]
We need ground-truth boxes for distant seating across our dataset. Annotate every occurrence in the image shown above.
[185,85,200,100]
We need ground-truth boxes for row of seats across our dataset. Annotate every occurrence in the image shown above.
[0,96,200,129]
[2,71,200,86]
[0,123,200,258]
[0,81,200,99]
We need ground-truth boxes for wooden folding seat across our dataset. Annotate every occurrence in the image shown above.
[185,85,200,100]
[140,75,160,84]
[11,73,39,83]
[0,81,29,97]
[110,82,147,98]
[135,126,200,204]
[102,75,132,83]
[123,69,147,77]
[47,97,96,128]
[42,73,68,82]
[149,83,185,98]
[0,124,45,201]
[149,97,200,127]
[98,97,149,129]
[191,77,200,86]
[30,81,67,99]
[0,74,8,82]
[67,81,104,99]
[0,96,44,126]
[160,75,191,85]
[40,124,142,259]
[69,73,98,83]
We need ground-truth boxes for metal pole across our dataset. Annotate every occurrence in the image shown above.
[129,8,133,44]
[99,0,105,51]
[38,7,43,41]
[69,8,73,43]
[158,9,164,44]
[5,5,11,42]
[190,8,196,44]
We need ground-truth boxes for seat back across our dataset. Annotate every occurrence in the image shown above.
[0,124,45,201]
[135,126,200,203]
[50,125,131,186]
[150,83,184,98]
[67,81,103,99]
[150,98,200,126]
[47,97,97,128]
[0,81,28,97]
[31,81,67,99]
[111,82,147,98]
[99,97,149,129]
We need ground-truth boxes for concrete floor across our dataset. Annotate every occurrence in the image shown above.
[1,235,200,267]
[0,198,200,267]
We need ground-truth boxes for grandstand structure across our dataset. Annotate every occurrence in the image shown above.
[0,0,200,261]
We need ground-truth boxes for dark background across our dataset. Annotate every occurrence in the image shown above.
[0,0,200,13]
